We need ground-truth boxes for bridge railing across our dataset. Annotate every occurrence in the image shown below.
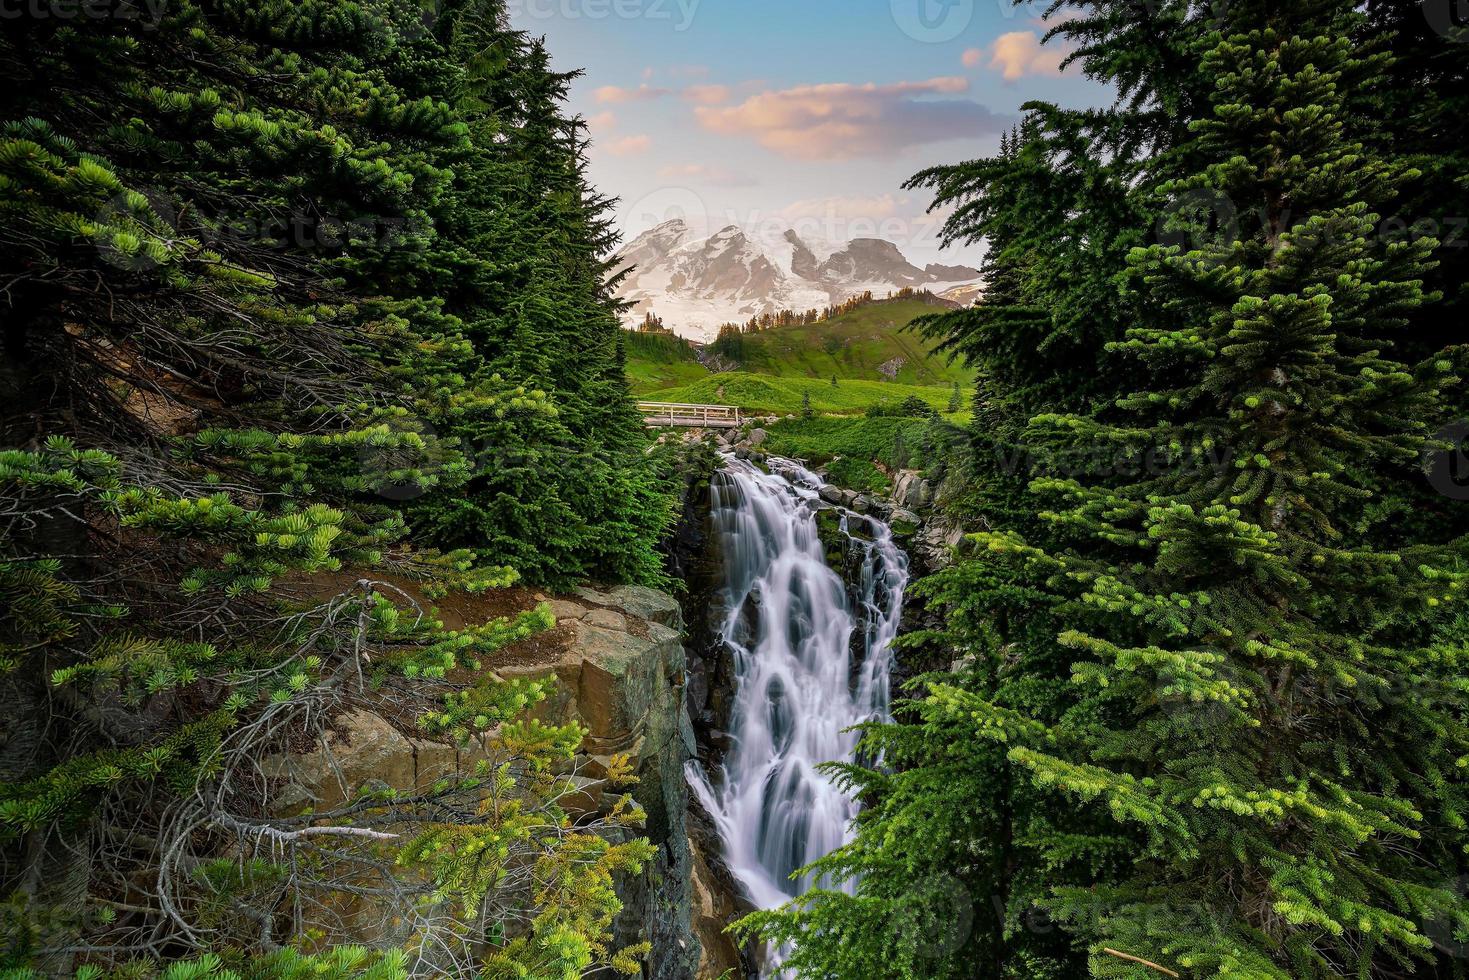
[636,401,743,428]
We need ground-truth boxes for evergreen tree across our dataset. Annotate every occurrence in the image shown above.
[0,0,664,973]
[750,4,1469,978]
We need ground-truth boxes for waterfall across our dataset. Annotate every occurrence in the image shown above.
[688,454,909,962]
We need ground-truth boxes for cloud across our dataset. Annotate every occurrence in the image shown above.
[605,134,652,157]
[682,84,731,105]
[587,111,617,132]
[694,77,1009,161]
[777,194,909,224]
[968,31,1069,81]
[657,163,756,188]
[594,84,673,105]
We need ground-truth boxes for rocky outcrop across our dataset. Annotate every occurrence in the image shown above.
[890,469,934,512]
[272,585,701,979]
[502,585,700,980]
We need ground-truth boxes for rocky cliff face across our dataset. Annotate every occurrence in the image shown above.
[274,585,708,979]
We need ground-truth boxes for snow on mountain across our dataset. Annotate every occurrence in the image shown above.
[611,221,981,340]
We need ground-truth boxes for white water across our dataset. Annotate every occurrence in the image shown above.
[688,455,909,957]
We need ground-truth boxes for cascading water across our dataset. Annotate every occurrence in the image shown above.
[688,454,909,966]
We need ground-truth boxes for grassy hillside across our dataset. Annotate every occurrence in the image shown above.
[720,297,972,386]
[627,295,974,408]
[758,415,945,491]
[623,329,710,394]
[641,372,962,417]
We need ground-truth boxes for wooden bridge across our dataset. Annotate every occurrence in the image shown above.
[636,401,742,429]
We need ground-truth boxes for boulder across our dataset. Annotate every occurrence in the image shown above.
[574,584,683,628]
[746,427,767,447]
[265,709,470,811]
[915,516,969,570]
[818,485,845,506]
[891,469,935,512]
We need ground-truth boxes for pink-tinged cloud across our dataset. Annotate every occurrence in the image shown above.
[587,111,617,132]
[693,77,1008,161]
[778,193,908,224]
[594,84,673,105]
[605,135,652,157]
[657,163,756,188]
[682,84,731,105]
[976,31,1069,81]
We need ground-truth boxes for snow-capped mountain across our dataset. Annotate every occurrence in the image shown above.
[611,219,981,340]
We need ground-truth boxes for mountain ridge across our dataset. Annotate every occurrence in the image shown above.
[612,218,980,340]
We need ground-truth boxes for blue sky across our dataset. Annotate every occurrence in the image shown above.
[508,0,1110,267]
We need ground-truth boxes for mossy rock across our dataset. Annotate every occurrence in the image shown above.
[814,508,848,565]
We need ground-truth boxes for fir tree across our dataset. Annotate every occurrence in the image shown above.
[749,4,1469,979]
[0,0,664,973]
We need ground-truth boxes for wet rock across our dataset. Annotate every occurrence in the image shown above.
[690,836,743,979]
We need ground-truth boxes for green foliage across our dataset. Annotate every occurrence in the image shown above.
[644,372,958,417]
[748,4,1469,979]
[702,297,975,385]
[622,329,707,393]
[760,416,937,472]
[0,0,663,975]
[6,947,407,980]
